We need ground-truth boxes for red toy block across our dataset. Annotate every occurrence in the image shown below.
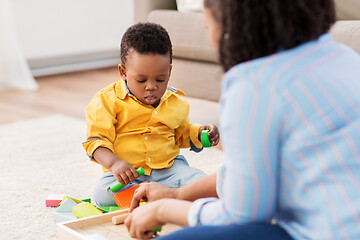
[114,182,147,208]
[46,194,65,207]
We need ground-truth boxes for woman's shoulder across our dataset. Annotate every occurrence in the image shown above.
[224,33,342,88]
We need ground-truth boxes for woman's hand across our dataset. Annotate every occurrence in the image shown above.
[125,200,165,240]
[125,199,191,239]
[130,182,177,212]
[130,174,218,212]
[199,124,220,146]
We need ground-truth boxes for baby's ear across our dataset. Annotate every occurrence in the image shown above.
[168,64,172,76]
[118,64,127,80]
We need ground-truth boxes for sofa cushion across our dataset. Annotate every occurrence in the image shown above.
[334,0,360,20]
[176,0,203,12]
[170,58,223,102]
[330,21,360,55]
[133,0,177,23]
[184,96,219,126]
[148,10,218,64]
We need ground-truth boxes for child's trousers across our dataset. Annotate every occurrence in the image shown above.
[93,155,207,206]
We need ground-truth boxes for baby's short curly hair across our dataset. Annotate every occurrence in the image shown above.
[120,22,172,65]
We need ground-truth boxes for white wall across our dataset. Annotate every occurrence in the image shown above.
[13,0,134,76]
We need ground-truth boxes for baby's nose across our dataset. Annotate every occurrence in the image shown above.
[145,83,157,90]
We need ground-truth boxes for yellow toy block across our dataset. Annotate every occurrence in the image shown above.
[59,195,84,206]
[72,202,102,218]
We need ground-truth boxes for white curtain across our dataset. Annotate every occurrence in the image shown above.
[0,0,38,91]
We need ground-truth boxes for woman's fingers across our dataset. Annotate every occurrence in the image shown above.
[130,185,148,211]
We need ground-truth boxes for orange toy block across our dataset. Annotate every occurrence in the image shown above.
[114,182,147,208]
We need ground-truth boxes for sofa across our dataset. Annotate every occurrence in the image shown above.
[133,0,360,126]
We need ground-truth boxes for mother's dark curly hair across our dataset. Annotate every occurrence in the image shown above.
[204,0,336,71]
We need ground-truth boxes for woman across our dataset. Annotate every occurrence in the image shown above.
[125,0,360,239]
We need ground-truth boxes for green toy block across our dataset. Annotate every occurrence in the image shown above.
[81,198,91,203]
[153,227,162,232]
[201,130,212,147]
[110,167,145,192]
[127,227,162,235]
[109,206,121,212]
[72,202,102,218]
[97,206,120,213]
[97,206,110,213]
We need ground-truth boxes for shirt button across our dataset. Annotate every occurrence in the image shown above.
[144,136,148,140]
[154,111,158,115]
[148,157,151,162]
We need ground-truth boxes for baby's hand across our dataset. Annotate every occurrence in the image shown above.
[110,160,138,185]
[199,124,220,147]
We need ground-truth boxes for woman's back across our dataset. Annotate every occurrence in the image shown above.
[220,33,360,239]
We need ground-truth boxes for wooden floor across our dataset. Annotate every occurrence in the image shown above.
[0,67,119,125]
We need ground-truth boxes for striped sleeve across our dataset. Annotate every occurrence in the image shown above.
[188,66,282,225]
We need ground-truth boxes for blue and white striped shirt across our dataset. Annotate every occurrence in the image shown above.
[188,34,360,239]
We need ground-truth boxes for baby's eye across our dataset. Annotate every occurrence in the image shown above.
[156,79,165,82]
[137,79,146,83]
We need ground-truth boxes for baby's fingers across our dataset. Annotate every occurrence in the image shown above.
[125,168,138,182]
[210,133,220,146]
[119,172,130,185]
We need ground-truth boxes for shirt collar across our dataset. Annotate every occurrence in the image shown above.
[115,80,132,100]
[115,79,185,101]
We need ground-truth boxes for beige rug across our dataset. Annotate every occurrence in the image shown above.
[0,115,223,239]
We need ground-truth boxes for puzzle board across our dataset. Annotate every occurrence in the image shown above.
[57,209,182,240]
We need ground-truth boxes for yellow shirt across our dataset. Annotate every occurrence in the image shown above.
[82,80,202,175]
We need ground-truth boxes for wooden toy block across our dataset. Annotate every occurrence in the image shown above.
[57,198,77,212]
[113,184,141,208]
[201,129,212,147]
[153,226,162,232]
[109,206,120,212]
[54,211,78,222]
[98,206,121,213]
[58,195,84,206]
[54,198,78,222]
[97,206,111,213]
[46,194,65,207]
[81,198,91,203]
[111,212,129,225]
[72,202,102,218]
